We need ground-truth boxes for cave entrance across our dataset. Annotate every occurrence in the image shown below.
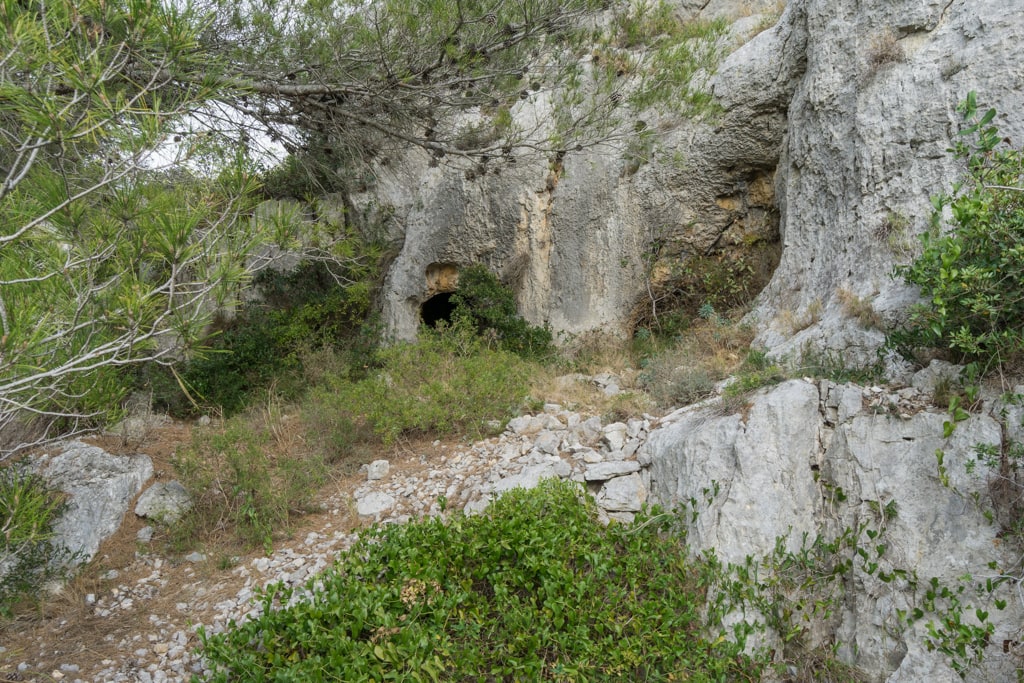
[421,292,457,328]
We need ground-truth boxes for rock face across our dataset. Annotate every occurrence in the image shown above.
[750,0,1024,366]
[368,0,791,342]
[644,380,1023,682]
[366,0,1024,364]
[34,441,153,567]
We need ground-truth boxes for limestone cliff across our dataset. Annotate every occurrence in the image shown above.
[366,0,1023,364]
[750,0,1024,367]
[644,379,1024,682]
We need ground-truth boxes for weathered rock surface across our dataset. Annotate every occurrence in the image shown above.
[134,481,192,525]
[365,0,1024,372]
[750,0,1024,365]
[644,379,1022,682]
[647,380,823,561]
[34,441,153,567]
[368,0,792,342]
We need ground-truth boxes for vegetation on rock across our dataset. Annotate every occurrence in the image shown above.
[451,264,554,360]
[891,93,1024,372]
[0,467,70,613]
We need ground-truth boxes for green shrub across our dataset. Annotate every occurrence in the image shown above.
[171,414,326,552]
[0,467,71,613]
[304,320,533,451]
[451,264,554,360]
[196,479,763,681]
[149,257,381,417]
[891,93,1024,370]
[722,350,786,400]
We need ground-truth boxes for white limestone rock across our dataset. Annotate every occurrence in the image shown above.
[34,441,154,567]
[366,460,391,481]
[595,473,647,512]
[135,481,192,524]
[584,461,641,482]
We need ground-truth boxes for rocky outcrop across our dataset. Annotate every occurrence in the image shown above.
[33,441,153,568]
[350,390,656,525]
[644,379,1024,682]
[20,378,1024,681]
[365,0,1024,365]
[366,0,793,342]
[750,0,1024,366]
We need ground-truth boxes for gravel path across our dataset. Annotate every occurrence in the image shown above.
[2,403,656,682]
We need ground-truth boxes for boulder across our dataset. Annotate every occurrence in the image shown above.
[355,491,396,518]
[34,441,153,567]
[644,379,1023,681]
[134,481,192,524]
[595,473,647,512]
[366,460,391,481]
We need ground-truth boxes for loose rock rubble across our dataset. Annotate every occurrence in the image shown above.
[350,403,655,526]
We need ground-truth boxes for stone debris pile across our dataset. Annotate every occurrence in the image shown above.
[351,403,654,525]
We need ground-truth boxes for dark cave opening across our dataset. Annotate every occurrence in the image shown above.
[420,292,456,328]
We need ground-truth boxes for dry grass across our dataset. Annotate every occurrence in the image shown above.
[836,287,883,330]
[778,298,823,335]
[638,316,755,409]
[736,0,787,41]
[531,333,654,417]
[874,211,919,261]
[865,29,904,75]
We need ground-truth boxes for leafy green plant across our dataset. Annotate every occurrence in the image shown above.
[150,252,382,417]
[892,93,1024,370]
[722,350,786,400]
[451,265,554,360]
[196,479,764,682]
[0,467,71,612]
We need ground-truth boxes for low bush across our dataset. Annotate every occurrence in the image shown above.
[171,408,327,553]
[451,264,554,360]
[0,467,71,613]
[148,257,381,417]
[304,320,534,453]
[197,479,764,681]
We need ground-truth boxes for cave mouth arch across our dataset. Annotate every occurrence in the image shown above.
[420,292,457,328]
